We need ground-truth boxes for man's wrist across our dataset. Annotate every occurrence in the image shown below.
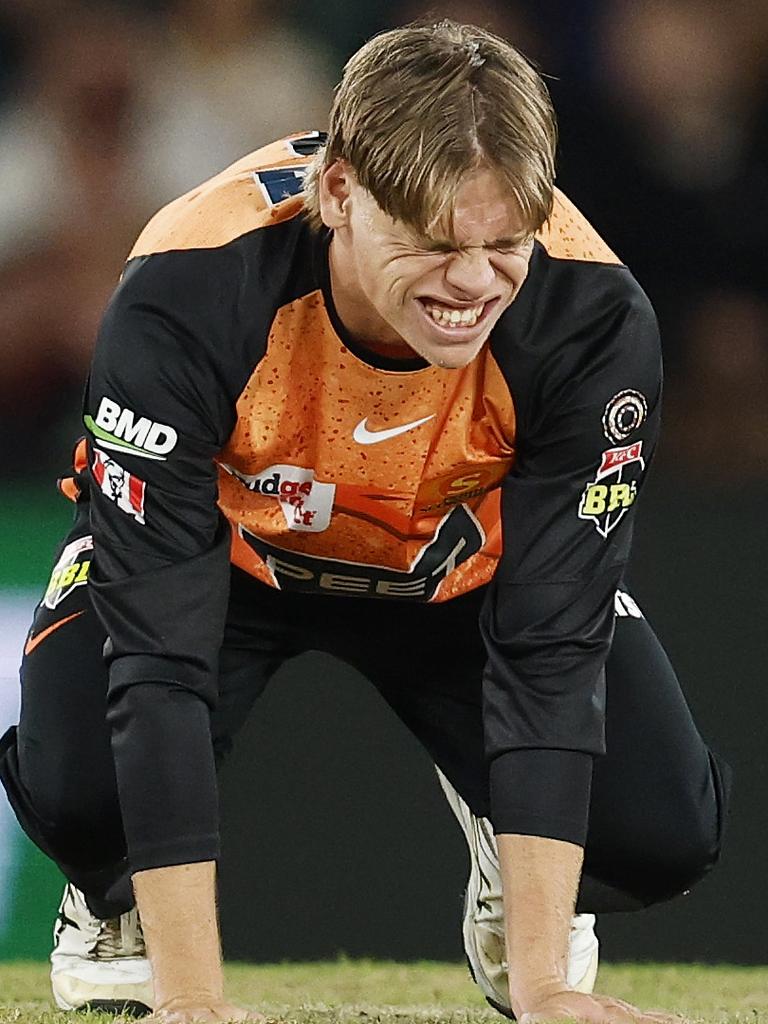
[496,833,582,1017]
[509,974,569,1018]
[133,861,224,1008]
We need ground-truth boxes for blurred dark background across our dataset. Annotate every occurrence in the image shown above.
[0,0,766,965]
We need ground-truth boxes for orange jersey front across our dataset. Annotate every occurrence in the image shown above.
[219,316,516,600]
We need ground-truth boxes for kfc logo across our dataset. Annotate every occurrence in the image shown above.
[92,450,146,524]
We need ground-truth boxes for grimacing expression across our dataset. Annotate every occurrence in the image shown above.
[324,163,534,369]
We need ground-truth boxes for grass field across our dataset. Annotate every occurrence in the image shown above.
[1,961,768,1024]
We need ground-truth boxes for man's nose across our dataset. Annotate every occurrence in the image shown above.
[443,250,496,296]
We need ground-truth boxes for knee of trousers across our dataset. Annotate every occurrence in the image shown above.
[584,751,732,910]
[581,831,722,912]
[0,726,125,871]
[663,749,734,895]
[658,748,734,899]
[640,823,724,905]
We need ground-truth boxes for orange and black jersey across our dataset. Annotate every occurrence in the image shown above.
[82,134,661,858]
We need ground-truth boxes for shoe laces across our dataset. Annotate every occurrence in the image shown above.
[90,908,146,960]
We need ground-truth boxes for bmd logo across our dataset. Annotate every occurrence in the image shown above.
[85,398,178,461]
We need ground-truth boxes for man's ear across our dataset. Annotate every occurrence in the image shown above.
[318,159,354,229]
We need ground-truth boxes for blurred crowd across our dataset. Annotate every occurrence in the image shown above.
[1,0,766,484]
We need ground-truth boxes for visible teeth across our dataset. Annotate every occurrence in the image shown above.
[424,302,484,328]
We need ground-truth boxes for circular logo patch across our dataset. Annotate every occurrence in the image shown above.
[602,390,647,444]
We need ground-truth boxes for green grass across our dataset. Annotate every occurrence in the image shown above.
[1,961,767,1024]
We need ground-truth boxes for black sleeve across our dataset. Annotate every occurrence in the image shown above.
[85,249,246,872]
[483,270,662,845]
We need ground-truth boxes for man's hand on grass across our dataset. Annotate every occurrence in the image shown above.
[518,987,685,1024]
[138,999,270,1024]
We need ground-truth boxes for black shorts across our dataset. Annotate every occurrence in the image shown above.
[0,508,730,917]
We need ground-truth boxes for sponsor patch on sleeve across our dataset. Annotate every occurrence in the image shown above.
[43,534,93,609]
[92,450,146,524]
[602,390,647,444]
[578,441,645,538]
[85,397,178,461]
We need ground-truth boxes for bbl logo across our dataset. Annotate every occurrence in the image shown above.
[602,390,647,444]
[43,535,93,609]
[579,442,645,538]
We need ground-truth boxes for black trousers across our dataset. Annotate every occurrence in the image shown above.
[0,511,731,918]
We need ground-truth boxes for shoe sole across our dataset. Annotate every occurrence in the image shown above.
[486,994,517,1020]
[52,971,154,1015]
[73,1000,152,1017]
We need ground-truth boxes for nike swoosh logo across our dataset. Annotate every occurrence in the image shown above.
[353,414,435,445]
[24,610,84,657]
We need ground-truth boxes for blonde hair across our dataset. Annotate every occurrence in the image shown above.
[303,20,557,238]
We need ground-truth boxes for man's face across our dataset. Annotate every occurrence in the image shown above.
[323,163,534,369]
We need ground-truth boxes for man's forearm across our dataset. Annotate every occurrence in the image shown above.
[133,861,223,1011]
[497,833,584,1017]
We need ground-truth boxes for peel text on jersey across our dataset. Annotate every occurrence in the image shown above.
[353,414,435,445]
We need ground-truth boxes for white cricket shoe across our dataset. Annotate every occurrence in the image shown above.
[51,882,154,1014]
[436,769,599,1018]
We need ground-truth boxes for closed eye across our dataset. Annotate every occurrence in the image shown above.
[419,238,529,255]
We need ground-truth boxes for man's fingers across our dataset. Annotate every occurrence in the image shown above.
[130,1005,270,1024]
[519,993,633,1024]
[633,1014,688,1024]
[519,990,686,1024]
[595,995,687,1024]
